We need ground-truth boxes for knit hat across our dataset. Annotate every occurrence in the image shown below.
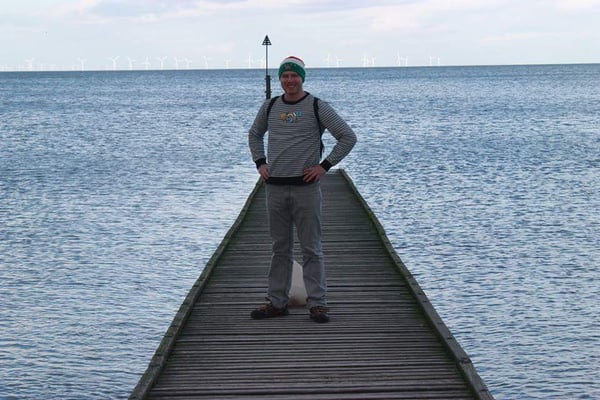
[278,56,306,82]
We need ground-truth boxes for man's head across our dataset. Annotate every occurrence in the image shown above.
[278,56,305,82]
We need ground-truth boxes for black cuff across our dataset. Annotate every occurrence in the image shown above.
[255,158,267,169]
[320,159,333,171]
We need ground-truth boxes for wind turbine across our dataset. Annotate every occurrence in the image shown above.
[156,56,167,70]
[247,55,254,69]
[127,57,135,70]
[361,55,369,68]
[77,58,87,71]
[142,57,151,70]
[25,58,35,71]
[174,57,183,70]
[184,58,192,69]
[396,53,409,67]
[108,56,119,71]
[203,56,211,69]
[324,53,332,67]
[224,58,231,69]
[335,55,342,68]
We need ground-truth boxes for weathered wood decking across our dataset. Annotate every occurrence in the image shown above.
[131,169,493,400]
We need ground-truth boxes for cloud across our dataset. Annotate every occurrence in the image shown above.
[554,0,600,12]
[51,0,424,25]
[329,0,506,35]
[89,0,169,18]
[483,31,563,43]
[50,0,202,23]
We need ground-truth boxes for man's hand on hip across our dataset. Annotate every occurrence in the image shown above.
[303,165,326,182]
[258,164,270,181]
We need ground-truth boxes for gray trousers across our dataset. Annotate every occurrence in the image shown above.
[265,182,327,309]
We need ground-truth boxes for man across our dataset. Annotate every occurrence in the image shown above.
[248,56,356,323]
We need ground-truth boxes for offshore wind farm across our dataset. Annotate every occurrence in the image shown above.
[0,53,434,72]
[2,1,598,72]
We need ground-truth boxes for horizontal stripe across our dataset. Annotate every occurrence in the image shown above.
[249,93,356,178]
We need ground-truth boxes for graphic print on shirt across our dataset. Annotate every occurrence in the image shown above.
[280,111,303,123]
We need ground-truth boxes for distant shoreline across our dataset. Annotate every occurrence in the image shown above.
[1,62,599,74]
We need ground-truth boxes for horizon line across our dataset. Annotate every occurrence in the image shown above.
[1,61,598,73]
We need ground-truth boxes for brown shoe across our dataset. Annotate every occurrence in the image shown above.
[310,306,330,323]
[251,302,289,319]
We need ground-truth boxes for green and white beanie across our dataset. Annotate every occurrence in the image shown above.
[278,56,306,82]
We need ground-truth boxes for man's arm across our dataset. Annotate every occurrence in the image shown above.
[248,100,270,170]
[318,100,357,169]
[303,100,356,183]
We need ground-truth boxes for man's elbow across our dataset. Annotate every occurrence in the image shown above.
[348,132,357,148]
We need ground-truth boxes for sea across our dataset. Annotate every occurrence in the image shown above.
[1,64,598,400]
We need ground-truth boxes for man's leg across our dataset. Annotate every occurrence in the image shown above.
[292,183,327,309]
[266,185,294,309]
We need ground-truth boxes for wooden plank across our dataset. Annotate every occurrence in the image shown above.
[130,170,493,400]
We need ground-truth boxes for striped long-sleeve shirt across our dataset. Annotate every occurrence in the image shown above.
[248,92,356,183]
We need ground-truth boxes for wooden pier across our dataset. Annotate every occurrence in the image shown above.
[131,169,493,400]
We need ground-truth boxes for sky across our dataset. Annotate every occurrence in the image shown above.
[1,0,599,71]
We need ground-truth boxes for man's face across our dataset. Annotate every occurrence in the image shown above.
[280,71,303,96]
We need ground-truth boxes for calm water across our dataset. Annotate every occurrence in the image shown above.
[1,65,598,399]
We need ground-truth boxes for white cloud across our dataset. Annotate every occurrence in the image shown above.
[346,0,505,33]
[483,31,563,43]
[554,0,600,12]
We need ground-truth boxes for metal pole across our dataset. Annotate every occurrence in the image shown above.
[262,35,272,99]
